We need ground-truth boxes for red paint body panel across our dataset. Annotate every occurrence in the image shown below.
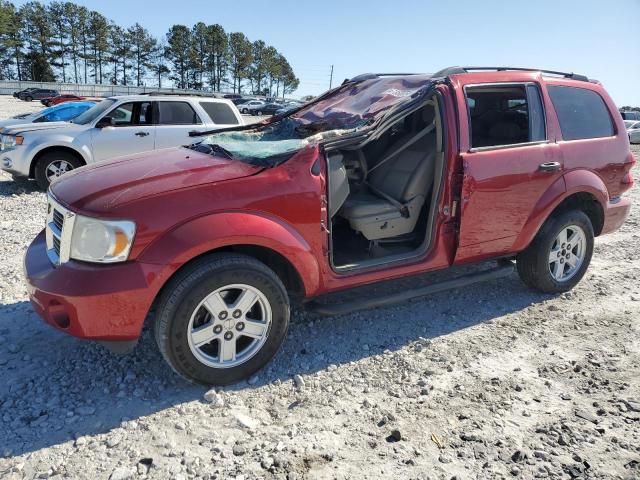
[49,95,86,105]
[25,71,634,341]
[25,231,166,340]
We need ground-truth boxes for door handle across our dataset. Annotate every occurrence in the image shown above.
[135,131,150,137]
[538,161,562,172]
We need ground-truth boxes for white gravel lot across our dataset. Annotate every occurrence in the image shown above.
[0,95,638,480]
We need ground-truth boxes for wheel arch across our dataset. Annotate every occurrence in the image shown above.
[147,244,305,316]
[137,211,321,297]
[29,145,87,178]
[512,169,608,252]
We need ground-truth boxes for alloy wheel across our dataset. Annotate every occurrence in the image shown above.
[548,225,586,282]
[187,283,272,368]
[46,160,74,181]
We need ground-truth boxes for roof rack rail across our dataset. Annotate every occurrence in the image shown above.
[140,91,220,97]
[432,66,590,82]
[346,72,424,83]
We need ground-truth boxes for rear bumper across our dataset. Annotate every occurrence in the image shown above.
[601,196,631,235]
[24,230,166,341]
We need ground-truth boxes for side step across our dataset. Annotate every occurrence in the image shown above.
[305,260,515,316]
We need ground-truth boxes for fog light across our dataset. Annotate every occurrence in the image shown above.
[48,301,70,329]
[2,157,11,168]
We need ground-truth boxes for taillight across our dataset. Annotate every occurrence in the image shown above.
[620,152,636,192]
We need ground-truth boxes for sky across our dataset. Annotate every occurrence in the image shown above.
[12,0,640,106]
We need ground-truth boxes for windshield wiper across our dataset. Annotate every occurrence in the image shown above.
[189,142,235,160]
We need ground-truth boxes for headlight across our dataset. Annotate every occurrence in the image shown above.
[70,215,136,263]
[0,134,23,151]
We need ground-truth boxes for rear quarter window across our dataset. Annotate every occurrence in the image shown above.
[547,85,614,140]
[200,102,239,125]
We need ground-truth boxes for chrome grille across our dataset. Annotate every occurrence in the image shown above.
[52,235,61,256]
[45,194,75,266]
[52,209,64,232]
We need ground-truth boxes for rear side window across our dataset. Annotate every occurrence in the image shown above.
[199,102,239,125]
[548,86,614,140]
[157,102,201,125]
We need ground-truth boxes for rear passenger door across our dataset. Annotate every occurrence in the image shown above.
[454,82,563,263]
[154,101,203,149]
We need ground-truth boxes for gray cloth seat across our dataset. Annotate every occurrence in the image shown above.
[339,131,436,240]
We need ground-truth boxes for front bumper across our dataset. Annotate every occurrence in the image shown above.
[24,230,166,341]
[1,146,31,177]
[601,196,631,235]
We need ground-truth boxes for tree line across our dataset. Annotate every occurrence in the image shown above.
[0,1,300,97]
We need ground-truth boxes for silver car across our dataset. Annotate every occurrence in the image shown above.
[0,94,243,188]
[627,121,640,144]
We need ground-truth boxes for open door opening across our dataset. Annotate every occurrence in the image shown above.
[326,94,446,272]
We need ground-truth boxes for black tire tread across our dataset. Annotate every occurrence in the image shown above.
[154,252,289,385]
[517,209,594,293]
[34,151,83,189]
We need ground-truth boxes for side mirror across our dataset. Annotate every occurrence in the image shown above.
[95,116,115,128]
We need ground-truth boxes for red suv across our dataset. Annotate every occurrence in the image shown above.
[24,67,634,385]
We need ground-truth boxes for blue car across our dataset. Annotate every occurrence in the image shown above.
[0,101,98,129]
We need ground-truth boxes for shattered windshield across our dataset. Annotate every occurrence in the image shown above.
[196,75,433,166]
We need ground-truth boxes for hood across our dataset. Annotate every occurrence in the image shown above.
[2,121,82,135]
[291,74,434,130]
[0,118,34,129]
[50,147,262,212]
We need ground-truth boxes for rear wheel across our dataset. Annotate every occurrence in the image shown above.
[257,110,263,116]
[154,253,290,385]
[517,210,594,293]
[34,151,83,189]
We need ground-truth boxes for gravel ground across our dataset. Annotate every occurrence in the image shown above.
[0,95,639,480]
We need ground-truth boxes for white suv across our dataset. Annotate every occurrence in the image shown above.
[0,94,244,188]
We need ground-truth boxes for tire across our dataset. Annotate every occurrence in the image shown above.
[34,151,83,190]
[517,209,594,293]
[25,95,33,102]
[257,110,263,116]
[242,108,248,114]
[154,253,290,385]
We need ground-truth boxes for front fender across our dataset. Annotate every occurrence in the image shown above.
[25,136,92,166]
[511,169,608,252]
[137,211,321,296]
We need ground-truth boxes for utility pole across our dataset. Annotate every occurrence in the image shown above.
[329,65,334,89]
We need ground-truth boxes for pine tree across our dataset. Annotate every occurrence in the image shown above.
[204,24,227,91]
[166,25,192,89]
[0,1,22,80]
[227,32,252,94]
[127,23,156,86]
[20,1,56,81]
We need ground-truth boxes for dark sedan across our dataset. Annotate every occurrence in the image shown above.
[18,88,59,102]
[250,102,284,116]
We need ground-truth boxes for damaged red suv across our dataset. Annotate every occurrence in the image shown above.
[25,67,634,385]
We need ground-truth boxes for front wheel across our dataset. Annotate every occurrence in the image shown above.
[257,110,263,116]
[24,95,33,102]
[154,254,290,385]
[517,210,594,293]
[34,151,83,189]
[242,108,248,114]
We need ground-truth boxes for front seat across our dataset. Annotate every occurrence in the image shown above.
[339,110,437,241]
